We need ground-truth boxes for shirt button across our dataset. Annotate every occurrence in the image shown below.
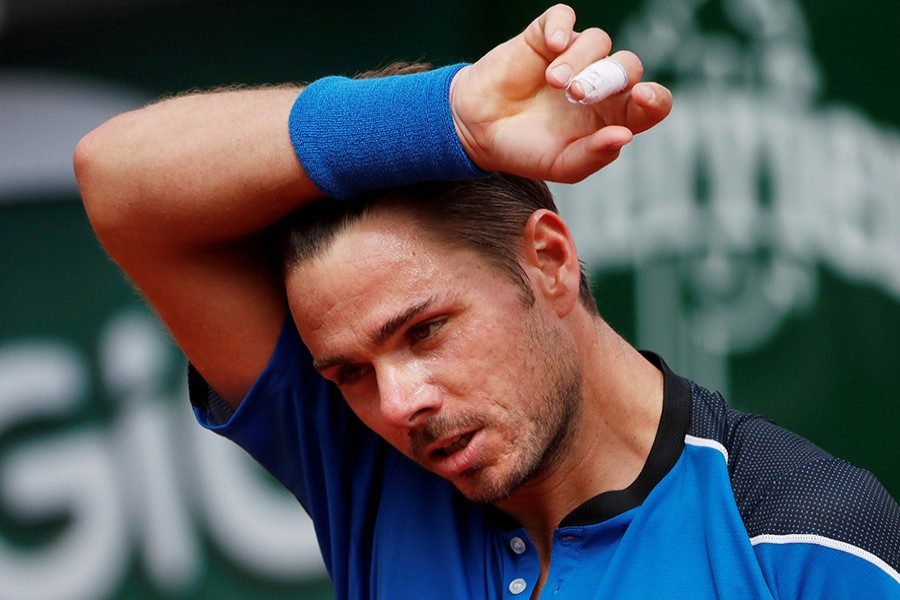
[508,578,527,595]
[509,536,527,554]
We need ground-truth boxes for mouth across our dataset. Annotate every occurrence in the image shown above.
[412,423,485,479]
[420,428,483,478]
[433,431,477,458]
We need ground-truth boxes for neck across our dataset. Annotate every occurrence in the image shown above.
[494,315,664,549]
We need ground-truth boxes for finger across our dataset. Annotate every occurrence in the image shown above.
[565,58,627,104]
[524,4,577,62]
[624,82,673,134]
[551,126,633,183]
[564,49,642,102]
[545,27,614,89]
[543,4,577,53]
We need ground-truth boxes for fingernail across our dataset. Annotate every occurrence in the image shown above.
[551,29,567,47]
[552,64,572,85]
[568,79,584,98]
[639,85,655,103]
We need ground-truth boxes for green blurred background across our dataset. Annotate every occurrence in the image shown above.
[1,0,897,598]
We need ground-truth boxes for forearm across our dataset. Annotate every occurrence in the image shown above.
[75,84,317,256]
[75,85,313,404]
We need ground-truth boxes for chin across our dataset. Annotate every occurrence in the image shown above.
[454,463,534,505]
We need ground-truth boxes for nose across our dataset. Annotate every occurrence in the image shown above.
[377,361,441,428]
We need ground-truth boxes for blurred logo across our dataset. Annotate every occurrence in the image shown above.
[557,0,900,396]
[0,311,323,600]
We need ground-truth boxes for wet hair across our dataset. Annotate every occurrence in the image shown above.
[279,172,598,314]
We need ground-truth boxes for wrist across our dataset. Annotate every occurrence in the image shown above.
[289,64,490,200]
[448,65,488,173]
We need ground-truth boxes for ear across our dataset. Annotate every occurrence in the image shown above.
[521,209,582,318]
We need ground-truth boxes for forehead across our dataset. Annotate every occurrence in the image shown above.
[284,208,494,347]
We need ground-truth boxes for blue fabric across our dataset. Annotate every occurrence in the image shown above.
[192,319,900,599]
[289,64,488,200]
[752,539,900,598]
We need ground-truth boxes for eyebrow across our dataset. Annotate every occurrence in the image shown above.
[373,296,438,347]
[312,294,441,372]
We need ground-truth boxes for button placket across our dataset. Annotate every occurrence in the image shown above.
[499,530,537,599]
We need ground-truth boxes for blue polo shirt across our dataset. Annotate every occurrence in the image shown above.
[190,319,900,599]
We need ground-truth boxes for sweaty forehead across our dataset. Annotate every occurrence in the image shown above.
[284,210,465,341]
[327,207,447,270]
[332,199,448,260]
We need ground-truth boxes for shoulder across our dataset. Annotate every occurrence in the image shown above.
[688,381,900,582]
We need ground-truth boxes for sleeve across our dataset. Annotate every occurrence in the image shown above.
[751,532,900,599]
[187,315,396,581]
[732,418,900,598]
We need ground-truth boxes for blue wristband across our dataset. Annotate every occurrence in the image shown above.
[288,63,489,200]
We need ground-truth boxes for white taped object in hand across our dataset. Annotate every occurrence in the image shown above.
[565,58,628,105]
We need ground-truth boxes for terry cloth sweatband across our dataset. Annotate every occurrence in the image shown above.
[288,63,489,200]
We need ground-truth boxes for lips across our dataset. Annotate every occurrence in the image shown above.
[420,428,485,480]
[434,431,476,458]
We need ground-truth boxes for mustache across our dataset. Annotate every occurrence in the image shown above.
[408,412,484,460]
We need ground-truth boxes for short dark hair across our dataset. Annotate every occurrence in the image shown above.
[278,173,598,314]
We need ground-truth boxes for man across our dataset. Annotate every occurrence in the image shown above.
[75,5,899,599]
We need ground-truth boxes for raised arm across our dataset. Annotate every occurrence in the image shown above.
[74,4,671,408]
[74,86,312,404]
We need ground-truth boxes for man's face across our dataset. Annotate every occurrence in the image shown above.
[286,208,583,504]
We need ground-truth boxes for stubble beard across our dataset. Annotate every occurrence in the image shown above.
[455,315,584,505]
[460,363,582,504]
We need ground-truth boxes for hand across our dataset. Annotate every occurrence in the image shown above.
[450,4,672,183]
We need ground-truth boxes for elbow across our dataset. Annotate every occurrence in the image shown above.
[74,125,111,222]
[73,121,134,248]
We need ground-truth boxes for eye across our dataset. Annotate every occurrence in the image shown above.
[409,318,445,342]
[336,364,372,386]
